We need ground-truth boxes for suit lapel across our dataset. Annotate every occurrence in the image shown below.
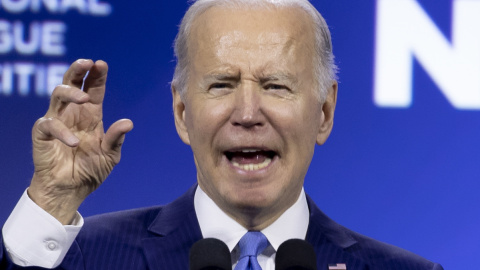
[305,195,368,270]
[141,185,203,270]
[140,187,368,270]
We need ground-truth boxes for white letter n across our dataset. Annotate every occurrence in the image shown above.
[374,0,480,109]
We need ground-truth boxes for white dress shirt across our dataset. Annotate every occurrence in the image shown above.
[195,186,309,270]
[2,190,83,268]
[3,186,309,269]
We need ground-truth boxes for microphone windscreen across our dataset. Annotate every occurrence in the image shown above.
[189,238,232,270]
[275,239,317,270]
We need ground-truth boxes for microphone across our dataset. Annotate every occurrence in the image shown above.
[189,238,232,270]
[275,239,317,270]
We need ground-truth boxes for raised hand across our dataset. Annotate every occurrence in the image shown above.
[28,59,133,224]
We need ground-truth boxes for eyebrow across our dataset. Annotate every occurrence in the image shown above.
[201,70,298,85]
[258,73,298,85]
[203,73,241,82]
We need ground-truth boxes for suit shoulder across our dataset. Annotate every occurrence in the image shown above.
[306,196,442,270]
[345,228,443,270]
[79,205,163,238]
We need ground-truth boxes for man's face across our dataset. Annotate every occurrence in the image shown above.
[173,6,336,228]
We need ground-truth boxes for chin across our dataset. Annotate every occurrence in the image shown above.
[226,190,278,212]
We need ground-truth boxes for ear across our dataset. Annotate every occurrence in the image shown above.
[316,81,338,145]
[172,85,191,145]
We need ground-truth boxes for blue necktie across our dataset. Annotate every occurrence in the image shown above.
[234,231,268,270]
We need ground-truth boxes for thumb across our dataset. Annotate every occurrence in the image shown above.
[102,119,134,164]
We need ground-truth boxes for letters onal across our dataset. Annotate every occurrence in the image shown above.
[374,0,480,110]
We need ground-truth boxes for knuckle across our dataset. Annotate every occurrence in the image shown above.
[50,85,77,103]
[32,117,52,135]
[35,117,49,126]
[50,85,68,97]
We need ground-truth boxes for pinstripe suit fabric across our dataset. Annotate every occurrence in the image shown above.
[1,185,443,270]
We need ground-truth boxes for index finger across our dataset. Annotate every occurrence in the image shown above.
[62,59,95,89]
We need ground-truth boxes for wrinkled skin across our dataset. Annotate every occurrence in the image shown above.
[29,59,133,224]
[172,6,337,230]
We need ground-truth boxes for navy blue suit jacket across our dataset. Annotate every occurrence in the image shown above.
[1,185,443,270]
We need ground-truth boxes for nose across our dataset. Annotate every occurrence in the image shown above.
[230,82,265,128]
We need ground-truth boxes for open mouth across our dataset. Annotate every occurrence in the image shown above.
[224,149,277,171]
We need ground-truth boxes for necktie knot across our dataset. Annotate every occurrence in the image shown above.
[235,231,268,270]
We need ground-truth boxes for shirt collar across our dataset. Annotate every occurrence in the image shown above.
[194,185,309,252]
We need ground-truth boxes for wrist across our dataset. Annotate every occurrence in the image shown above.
[28,176,84,225]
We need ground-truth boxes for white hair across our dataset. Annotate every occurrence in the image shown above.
[172,0,337,101]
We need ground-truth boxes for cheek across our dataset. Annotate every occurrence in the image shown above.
[268,100,313,131]
[186,99,232,144]
[271,101,321,151]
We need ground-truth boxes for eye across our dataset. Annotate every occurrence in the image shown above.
[209,83,232,90]
[264,84,290,91]
[207,82,235,97]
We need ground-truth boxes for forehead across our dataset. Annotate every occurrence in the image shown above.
[191,5,313,36]
[187,5,316,75]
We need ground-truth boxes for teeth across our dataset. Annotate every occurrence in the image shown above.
[241,149,260,153]
[231,157,272,171]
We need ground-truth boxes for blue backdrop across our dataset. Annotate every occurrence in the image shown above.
[1,1,478,269]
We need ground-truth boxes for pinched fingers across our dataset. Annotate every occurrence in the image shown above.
[82,60,108,105]
[34,117,80,147]
[46,85,90,117]
[63,59,94,88]
[101,119,134,164]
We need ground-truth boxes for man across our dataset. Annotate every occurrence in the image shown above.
[1,0,443,269]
